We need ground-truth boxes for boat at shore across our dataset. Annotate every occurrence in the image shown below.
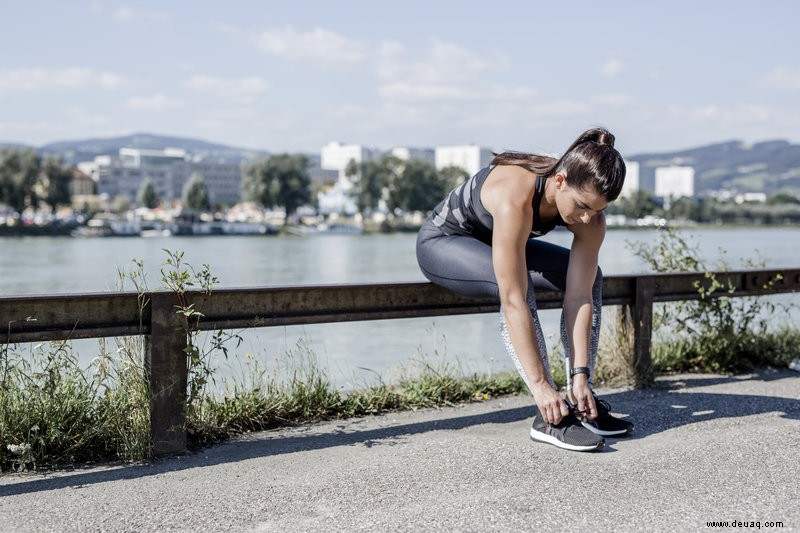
[71,215,279,237]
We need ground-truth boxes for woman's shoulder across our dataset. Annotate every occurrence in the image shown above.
[485,165,537,194]
[479,165,537,224]
[482,165,536,211]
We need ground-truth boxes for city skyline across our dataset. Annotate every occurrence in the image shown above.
[2,1,799,159]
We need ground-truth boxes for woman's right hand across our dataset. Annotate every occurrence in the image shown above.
[531,382,570,425]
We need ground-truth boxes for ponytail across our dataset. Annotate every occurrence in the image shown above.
[491,127,626,201]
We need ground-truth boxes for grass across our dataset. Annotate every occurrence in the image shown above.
[0,336,150,472]
[185,339,530,448]
[3,311,798,472]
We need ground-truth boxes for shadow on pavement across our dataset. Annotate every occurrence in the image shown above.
[1,370,797,497]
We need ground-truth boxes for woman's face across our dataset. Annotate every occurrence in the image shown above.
[554,173,609,225]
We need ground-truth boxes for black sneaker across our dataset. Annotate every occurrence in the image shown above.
[530,408,604,452]
[568,394,634,437]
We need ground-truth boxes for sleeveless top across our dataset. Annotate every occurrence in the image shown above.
[429,165,565,245]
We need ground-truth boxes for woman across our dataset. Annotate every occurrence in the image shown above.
[416,127,633,452]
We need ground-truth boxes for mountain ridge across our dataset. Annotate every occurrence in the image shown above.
[3,133,800,195]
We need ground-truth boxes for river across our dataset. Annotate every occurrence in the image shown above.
[2,226,799,387]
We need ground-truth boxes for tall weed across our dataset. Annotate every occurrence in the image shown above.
[627,228,796,372]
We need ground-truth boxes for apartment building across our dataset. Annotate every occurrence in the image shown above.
[85,148,243,206]
[434,144,493,177]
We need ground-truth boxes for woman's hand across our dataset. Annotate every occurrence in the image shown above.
[570,374,597,420]
[531,381,570,425]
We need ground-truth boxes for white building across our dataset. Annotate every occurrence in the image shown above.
[391,147,435,165]
[88,148,243,207]
[655,165,695,199]
[320,141,377,178]
[435,144,494,177]
[620,160,640,198]
[318,142,380,214]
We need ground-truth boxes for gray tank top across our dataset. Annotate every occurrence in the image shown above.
[429,165,565,245]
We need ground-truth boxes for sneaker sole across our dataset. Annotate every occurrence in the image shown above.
[530,428,604,452]
[581,421,630,437]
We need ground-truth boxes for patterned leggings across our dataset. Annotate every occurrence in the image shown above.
[416,224,602,393]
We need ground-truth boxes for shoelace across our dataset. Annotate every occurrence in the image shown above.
[590,394,613,414]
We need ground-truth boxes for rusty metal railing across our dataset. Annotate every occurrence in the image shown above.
[2,268,799,456]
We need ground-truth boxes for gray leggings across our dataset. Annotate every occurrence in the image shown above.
[415,224,602,392]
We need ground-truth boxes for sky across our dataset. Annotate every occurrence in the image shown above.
[2,1,799,158]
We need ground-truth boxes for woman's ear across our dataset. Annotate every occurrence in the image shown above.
[555,172,567,189]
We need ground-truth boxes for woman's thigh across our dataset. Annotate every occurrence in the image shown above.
[417,228,576,297]
[416,227,499,299]
[524,238,571,291]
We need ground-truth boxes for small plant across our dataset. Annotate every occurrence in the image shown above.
[626,228,794,372]
[159,249,243,405]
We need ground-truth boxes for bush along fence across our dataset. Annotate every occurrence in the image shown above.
[2,268,799,457]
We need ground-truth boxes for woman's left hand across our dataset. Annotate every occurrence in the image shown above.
[571,374,597,420]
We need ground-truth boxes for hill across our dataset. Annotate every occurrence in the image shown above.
[36,133,270,165]
[4,133,800,196]
[629,139,800,196]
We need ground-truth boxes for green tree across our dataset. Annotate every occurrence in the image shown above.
[389,160,456,213]
[111,194,131,214]
[666,196,698,220]
[182,173,210,212]
[438,165,469,192]
[242,158,278,208]
[614,189,661,219]
[347,155,403,215]
[767,192,800,205]
[137,178,161,209]
[40,157,73,208]
[241,154,311,222]
[0,148,41,212]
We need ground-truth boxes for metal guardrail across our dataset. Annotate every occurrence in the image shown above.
[2,268,799,456]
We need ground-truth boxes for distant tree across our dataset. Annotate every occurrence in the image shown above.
[0,148,41,212]
[348,155,403,215]
[241,154,312,222]
[274,154,312,219]
[182,173,210,212]
[40,157,73,208]
[388,159,454,213]
[137,178,160,209]
[111,195,131,214]
[614,190,661,219]
[438,165,469,191]
[666,196,699,220]
[242,158,278,208]
[767,192,800,205]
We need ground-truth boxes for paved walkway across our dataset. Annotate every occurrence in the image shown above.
[1,370,799,532]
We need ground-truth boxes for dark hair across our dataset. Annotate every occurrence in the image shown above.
[491,127,626,201]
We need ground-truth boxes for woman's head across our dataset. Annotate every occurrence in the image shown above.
[554,128,626,202]
[491,127,627,202]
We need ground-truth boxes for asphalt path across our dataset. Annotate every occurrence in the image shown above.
[1,370,798,532]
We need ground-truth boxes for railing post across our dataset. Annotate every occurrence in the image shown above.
[630,276,655,387]
[145,292,188,456]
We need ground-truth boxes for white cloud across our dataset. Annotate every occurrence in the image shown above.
[0,68,124,91]
[123,94,184,111]
[112,6,170,24]
[599,60,625,78]
[590,93,632,107]
[184,75,269,102]
[377,39,493,84]
[253,26,367,64]
[375,39,530,109]
[379,83,474,102]
[62,106,113,127]
[760,66,800,91]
